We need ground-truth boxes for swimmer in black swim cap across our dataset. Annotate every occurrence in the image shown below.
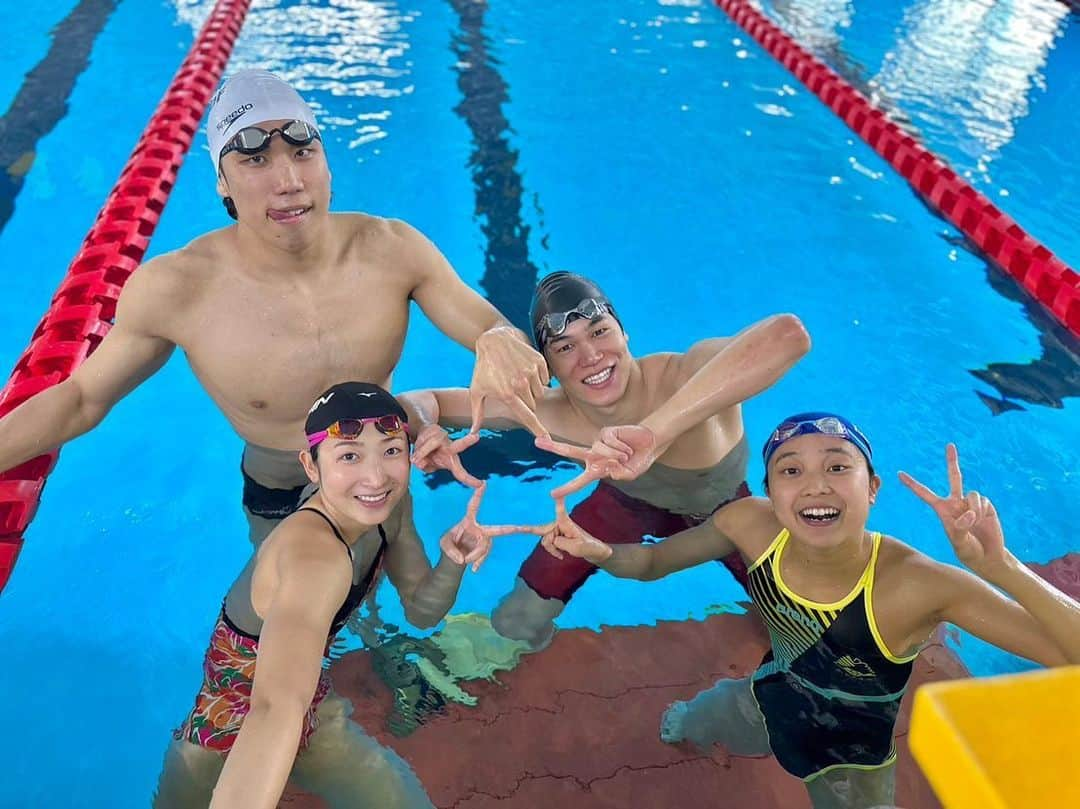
[529,271,624,350]
[400,270,811,651]
[156,383,535,808]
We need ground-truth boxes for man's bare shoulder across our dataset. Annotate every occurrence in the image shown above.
[644,337,731,380]
[637,351,680,377]
[534,384,575,425]
[115,230,229,329]
[134,229,231,289]
[334,212,411,246]
[334,214,430,270]
[637,351,691,397]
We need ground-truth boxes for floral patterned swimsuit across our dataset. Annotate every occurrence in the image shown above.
[174,508,387,753]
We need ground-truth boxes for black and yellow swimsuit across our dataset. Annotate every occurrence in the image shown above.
[746,529,918,780]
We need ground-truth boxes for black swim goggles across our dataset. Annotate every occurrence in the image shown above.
[218,120,322,162]
[537,298,612,346]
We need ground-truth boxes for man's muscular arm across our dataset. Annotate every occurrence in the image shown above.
[397,221,549,436]
[0,259,177,473]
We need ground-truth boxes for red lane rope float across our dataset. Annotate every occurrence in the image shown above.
[0,0,252,592]
[714,0,1080,340]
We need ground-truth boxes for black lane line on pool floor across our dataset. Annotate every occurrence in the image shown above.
[447,0,545,333]
[439,0,565,486]
[0,0,120,235]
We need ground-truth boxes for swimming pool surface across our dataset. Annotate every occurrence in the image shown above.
[0,1,1077,805]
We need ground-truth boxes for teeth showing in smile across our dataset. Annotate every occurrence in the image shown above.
[583,367,613,385]
[799,507,840,522]
[356,492,389,504]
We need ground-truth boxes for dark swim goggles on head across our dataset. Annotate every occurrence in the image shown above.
[218,120,321,162]
[537,298,611,345]
[306,415,405,449]
[761,414,873,467]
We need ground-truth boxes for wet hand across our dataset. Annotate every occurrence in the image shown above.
[899,444,1009,574]
[411,424,482,488]
[469,326,550,438]
[536,425,660,499]
[440,483,548,572]
[509,499,613,564]
[543,501,613,564]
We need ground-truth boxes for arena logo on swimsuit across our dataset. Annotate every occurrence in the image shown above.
[776,602,823,634]
[836,655,876,679]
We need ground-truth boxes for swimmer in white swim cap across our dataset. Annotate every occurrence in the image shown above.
[207,69,323,220]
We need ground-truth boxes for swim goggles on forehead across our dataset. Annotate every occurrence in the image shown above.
[306,415,405,449]
[537,298,612,344]
[218,120,321,162]
[761,415,873,466]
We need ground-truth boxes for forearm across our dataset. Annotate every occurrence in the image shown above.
[642,315,809,446]
[402,554,467,628]
[985,555,1080,664]
[400,389,477,433]
[429,295,517,352]
[0,380,101,473]
[598,543,658,580]
[398,391,441,436]
[598,519,736,581]
[474,323,531,353]
[210,703,305,809]
[461,312,518,351]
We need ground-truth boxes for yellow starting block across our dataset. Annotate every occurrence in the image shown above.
[910,666,1080,809]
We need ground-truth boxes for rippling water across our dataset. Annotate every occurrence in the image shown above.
[173,0,416,157]
[759,0,1080,271]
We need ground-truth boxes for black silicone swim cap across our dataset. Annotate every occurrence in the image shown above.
[305,382,408,438]
[529,271,621,348]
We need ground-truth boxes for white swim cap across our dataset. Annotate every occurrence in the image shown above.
[206,69,319,174]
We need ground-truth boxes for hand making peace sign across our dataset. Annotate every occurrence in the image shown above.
[899,443,1009,575]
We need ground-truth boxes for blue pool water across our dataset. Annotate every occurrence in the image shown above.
[0,0,1077,805]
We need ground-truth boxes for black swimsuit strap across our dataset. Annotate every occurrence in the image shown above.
[296,508,390,569]
[368,525,389,579]
[295,506,351,559]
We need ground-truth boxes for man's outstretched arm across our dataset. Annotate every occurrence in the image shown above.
[0,262,176,473]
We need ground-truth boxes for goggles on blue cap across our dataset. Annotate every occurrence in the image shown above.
[761,412,873,469]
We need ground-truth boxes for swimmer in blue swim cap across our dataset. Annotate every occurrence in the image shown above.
[400,270,811,649]
[538,414,1080,808]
